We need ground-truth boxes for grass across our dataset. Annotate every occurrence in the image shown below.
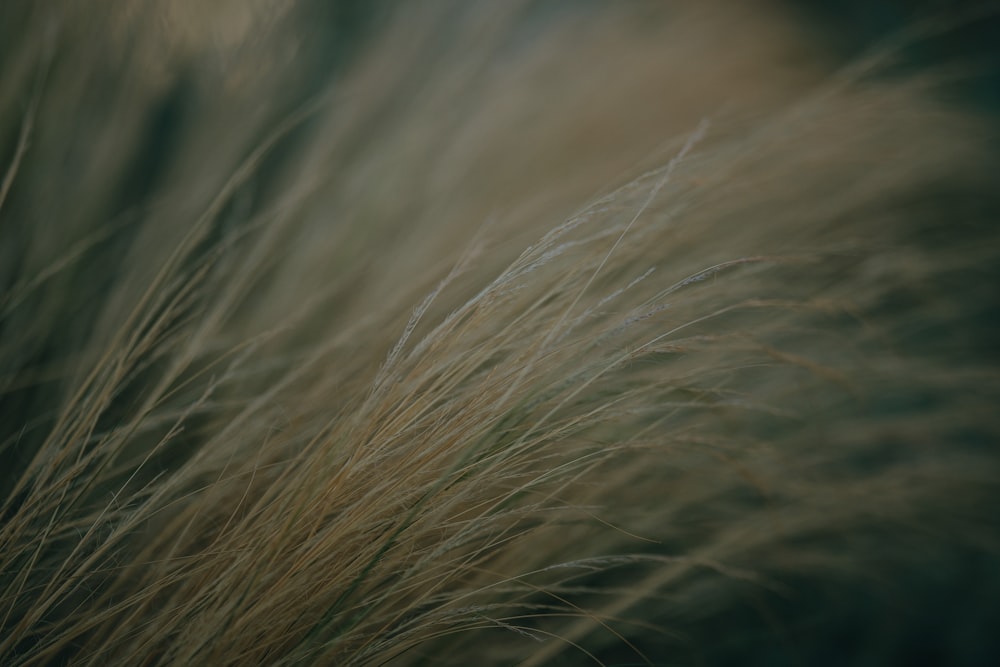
[1,1,999,665]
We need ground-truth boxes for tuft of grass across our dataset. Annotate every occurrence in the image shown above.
[2,1,999,665]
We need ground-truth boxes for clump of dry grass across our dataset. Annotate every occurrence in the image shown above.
[1,1,999,665]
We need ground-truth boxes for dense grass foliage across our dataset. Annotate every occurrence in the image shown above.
[1,1,998,664]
